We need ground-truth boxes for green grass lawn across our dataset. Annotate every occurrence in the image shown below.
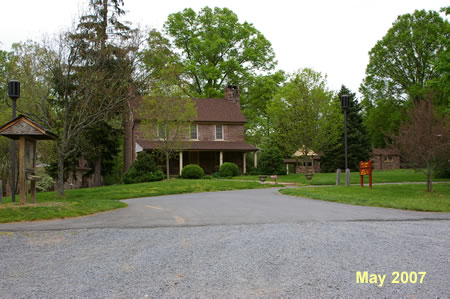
[234,169,449,185]
[280,184,450,212]
[0,179,279,223]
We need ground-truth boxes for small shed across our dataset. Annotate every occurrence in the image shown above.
[284,149,321,174]
[371,148,400,170]
[0,115,57,203]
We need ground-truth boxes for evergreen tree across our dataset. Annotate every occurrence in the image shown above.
[321,86,372,172]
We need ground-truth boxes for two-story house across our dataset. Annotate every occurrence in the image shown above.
[123,86,258,175]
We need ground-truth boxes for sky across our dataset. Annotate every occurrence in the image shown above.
[0,0,448,96]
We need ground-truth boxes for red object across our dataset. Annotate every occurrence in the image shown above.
[359,160,373,189]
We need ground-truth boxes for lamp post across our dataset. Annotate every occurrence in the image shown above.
[8,80,20,202]
[340,94,350,186]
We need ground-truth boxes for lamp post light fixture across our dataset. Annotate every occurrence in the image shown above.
[340,94,350,187]
[8,80,20,202]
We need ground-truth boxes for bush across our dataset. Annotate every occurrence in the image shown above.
[123,152,164,184]
[219,162,240,177]
[258,147,286,175]
[36,172,55,192]
[181,164,205,179]
[434,162,450,179]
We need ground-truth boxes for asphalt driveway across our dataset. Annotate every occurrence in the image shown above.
[0,187,449,231]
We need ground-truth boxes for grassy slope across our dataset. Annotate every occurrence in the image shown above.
[280,184,450,212]
[234,169,448,185]
[0,179,279,223]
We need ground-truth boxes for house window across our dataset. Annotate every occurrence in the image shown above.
[158,124,168,139]
[190,124,198,140]
[215,124,223,140]
[384,155,393,162]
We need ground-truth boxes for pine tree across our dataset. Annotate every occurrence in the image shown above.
[321,86,372,172]
[68,0,138,186]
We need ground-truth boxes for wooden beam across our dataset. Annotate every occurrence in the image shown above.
[19,136,26,204]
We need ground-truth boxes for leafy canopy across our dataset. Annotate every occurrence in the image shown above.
[361,9,449,103]
[268,68,342,158]
[142,6,276,98]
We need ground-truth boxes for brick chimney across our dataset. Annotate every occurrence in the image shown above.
[224,85,240,105]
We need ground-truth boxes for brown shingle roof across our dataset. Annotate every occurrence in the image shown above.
[136,140,257,152]
[372,148,400,156]
[194,98,247,123]
[131,97,247,123]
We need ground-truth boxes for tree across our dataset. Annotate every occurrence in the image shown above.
[141,7,276,98]
[0,48,15,193]
[321,86,372,172]
[140,84,197,179]
[80,121,121,187]
[361,9,449,102]
[240,71,285,147]
[391,97,450,192]
[258,146,286,175]
[268,69,342,174]
[69,0,140,185]
[361,9,449,146]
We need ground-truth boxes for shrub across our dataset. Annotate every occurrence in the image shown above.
[123,152,164,184]
[219,162,240,177]
[36,172,55,192]
[434,162,450,179]
[258,147,286,175]
[181,164,205,179]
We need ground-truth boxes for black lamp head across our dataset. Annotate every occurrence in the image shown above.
[8,80,20,100]
[340,94,349,110]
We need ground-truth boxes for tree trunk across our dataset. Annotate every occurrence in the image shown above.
[57,150,65,196]
[93,158,102,187]
[166,151,170,180]
[426,167,433,192]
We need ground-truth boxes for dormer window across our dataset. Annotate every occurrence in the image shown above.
[190,124,198,140]
[215,124,223,140]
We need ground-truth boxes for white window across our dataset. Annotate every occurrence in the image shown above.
[158,124,168,139]
[384,155,393,162]
[215,124,223,140]
[190,124,198,140]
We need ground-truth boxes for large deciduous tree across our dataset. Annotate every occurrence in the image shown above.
[361,9,449,147]
[321,86,372,172]
[141,6,276,98]
[391,97,450,192]
[268,69,342,173]
[240,71,285,147]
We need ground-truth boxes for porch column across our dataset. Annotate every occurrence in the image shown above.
[254,151,258,168]
[286,163,289,174]
[179,151,183,176]
[219,151,223,166]
[243,152,246,174]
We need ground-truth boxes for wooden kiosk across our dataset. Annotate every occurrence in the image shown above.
[0,115,57,204]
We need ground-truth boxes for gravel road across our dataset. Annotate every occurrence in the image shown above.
[1,188,449,298]
[1,220,449,298]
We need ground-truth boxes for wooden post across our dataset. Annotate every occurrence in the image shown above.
[243,152,246,174]
[220,151,223,166]
[31,180,36,203]
[19,136,26,204]
[179,151,183,176]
